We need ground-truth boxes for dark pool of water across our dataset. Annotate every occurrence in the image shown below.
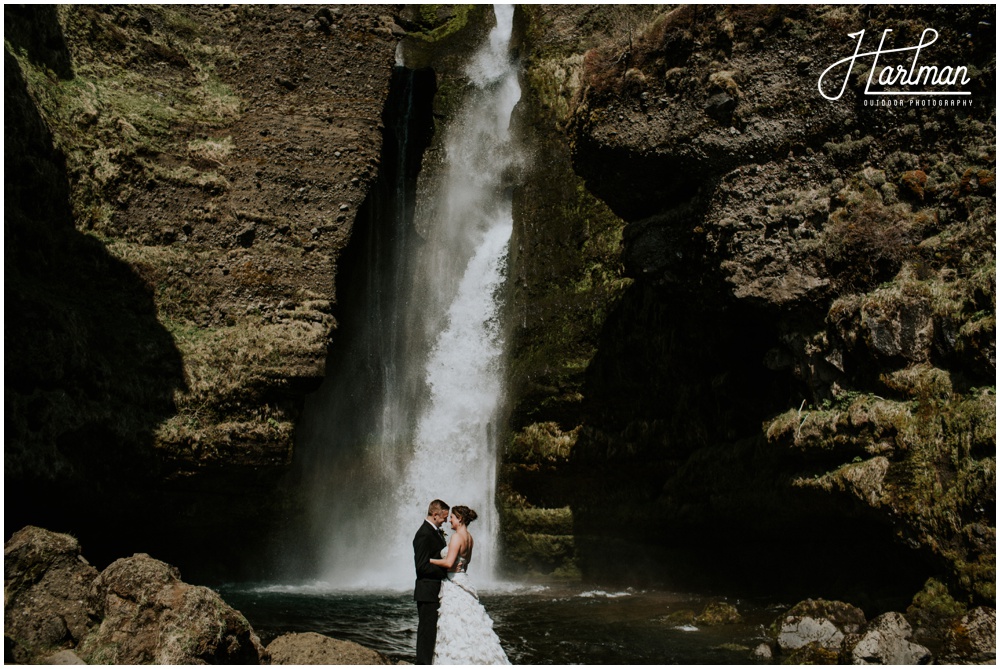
[220,582,787,664]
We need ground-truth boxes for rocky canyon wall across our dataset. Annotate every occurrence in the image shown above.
[501,4,995,613]
[6,5,400,576]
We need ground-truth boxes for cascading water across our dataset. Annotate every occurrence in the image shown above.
[291,5,521,590]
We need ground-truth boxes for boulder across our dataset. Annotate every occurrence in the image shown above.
[3,526,99,663]
[705,92,737,123]
[77,553,267,664]
[784,641,842,664]
[772,599,866,653]
[750,642,773,663]
[942,607,996,664]
[267,632,394,664]
[846,611,932,664]
[696,601,742,625]
[236,224,257,247]
[41,649,87,664]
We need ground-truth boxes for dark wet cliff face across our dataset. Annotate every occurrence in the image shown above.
[5,5,398,577]
[503,4,995,610]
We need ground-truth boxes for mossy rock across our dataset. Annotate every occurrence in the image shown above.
[501,530,576,576]
[775,600,866,632]
[697,601,743,625]
[507,423,578,465]
[881,364,953,401]
[658,609,698,626]
[781,641,842,665]
[398,5,493,70]
[503,506,574,535]
[907,577,968,632]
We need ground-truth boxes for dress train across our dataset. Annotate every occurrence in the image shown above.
[433,571,509,665]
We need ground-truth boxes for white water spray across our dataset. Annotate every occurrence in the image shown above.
[296,5,521,590]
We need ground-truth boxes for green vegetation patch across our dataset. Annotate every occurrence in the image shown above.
[408,5,475,43]
[507,422,578,465]
[11,6,242,234]
[769,386,995,603]
[505,506,574,536]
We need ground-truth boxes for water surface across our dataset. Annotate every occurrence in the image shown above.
[221,583,784,664]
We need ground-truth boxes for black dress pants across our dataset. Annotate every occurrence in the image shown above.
[416,599,440,664]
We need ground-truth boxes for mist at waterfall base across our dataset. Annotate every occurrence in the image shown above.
[283,4,519,591]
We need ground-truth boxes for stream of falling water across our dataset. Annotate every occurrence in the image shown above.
[390,3,520,586]
[294,4,520,590]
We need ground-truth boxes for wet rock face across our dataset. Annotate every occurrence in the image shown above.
[3,527,99,663]
[507,4,995,606]
[79,553,267,664]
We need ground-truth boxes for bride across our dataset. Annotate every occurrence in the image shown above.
[428,505,510,665]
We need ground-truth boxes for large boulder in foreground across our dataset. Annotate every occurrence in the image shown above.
[267,632,394,664]
[77,553,267,664]
[4,526,99,663]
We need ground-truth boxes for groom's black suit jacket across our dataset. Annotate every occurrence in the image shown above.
[413,521,447,602]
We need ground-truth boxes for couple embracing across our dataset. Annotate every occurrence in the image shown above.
[413,499,510,665]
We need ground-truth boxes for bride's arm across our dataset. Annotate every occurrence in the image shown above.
[430,536,461,569]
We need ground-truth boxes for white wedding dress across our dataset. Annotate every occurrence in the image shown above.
[433,552,510,665]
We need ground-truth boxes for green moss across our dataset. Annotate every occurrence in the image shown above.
[908,577,968,625]
[12,6,242,235]
[503,531,577,577]
[782,642,841,665]
[522,53,586,128]
[430,76,466,123]
[881,364,953,401]
[508,422,577,465]
[697,602,743,625]
[823,135,873,165]
[508,179,629,423]
[765,393,909,455]
[770,386,995,603]
[505,506,574,535]
[407,5,475,43]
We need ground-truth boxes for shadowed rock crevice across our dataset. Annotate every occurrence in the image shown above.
[5,40,185,567]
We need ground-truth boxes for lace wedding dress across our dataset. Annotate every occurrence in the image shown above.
[433,554,510,665]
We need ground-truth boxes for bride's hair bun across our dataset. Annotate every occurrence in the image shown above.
[452,505,478,525]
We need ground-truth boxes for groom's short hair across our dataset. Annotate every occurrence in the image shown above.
[427,499,450,515]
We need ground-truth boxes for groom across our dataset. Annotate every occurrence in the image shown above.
[413,499,449,664]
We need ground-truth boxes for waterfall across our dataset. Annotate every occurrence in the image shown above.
[292,5,521,590]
